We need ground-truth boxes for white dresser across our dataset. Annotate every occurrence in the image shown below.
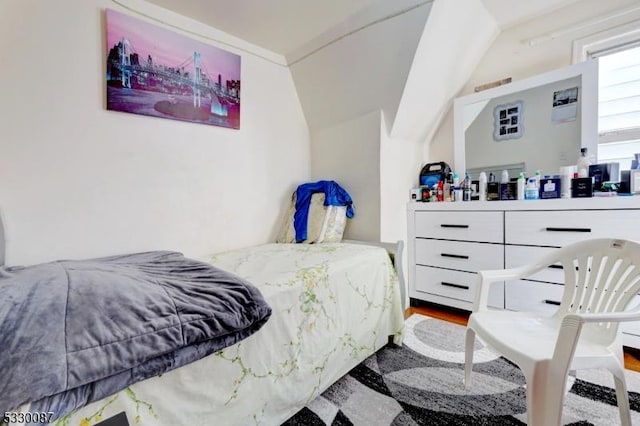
[407,196,640,348]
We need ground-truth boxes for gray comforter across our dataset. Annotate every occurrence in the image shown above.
[0,251,271,422]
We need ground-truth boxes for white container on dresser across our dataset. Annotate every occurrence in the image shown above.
[407,196,640,349]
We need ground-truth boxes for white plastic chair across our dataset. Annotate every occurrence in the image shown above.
[464,238,640,426]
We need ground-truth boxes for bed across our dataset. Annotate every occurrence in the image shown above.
[1,232,404,425]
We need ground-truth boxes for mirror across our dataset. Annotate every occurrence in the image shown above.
[453,60,599,179]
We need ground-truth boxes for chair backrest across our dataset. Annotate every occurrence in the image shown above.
[549,238,640,342]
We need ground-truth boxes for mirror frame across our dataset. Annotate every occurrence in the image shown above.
[453,59,599,175]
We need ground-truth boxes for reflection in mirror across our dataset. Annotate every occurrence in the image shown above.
[453,60,598,180]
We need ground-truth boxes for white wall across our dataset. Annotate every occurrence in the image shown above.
[380,119,423,243]
[0,0,310,265]
[310,111,381,241]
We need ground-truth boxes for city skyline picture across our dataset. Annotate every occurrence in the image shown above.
[105,9,241,129]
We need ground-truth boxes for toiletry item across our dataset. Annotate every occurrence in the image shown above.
[517,173,525,200]
[437,180,444,202]
[577,147,591,178]
[620,169,640,194]
[501,169,509,184]
[431,184,438,202]
[453,173,460,188]
[478,172,487,201]
[525,178,539,200]
[534,170,542,189]
[560,165,576,198]
[463,174,471,201]
[571,177,594,198]
[540,176,561,199]
[589,163,620,191]
[500,182,517,200]
[454,188,463,202]
[471,180,480,201]
[410,188,422,201]
[444,177,452,202]
[489,172,496,183]
[421,186,430,201]
[487,182,500,200]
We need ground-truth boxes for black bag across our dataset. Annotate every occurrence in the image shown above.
[419,162,451,187]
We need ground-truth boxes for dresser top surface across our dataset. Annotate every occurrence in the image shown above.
[408,196,640,212]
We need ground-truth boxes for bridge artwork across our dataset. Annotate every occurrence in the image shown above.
[105,8,241,129]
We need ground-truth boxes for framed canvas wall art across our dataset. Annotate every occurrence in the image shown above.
[105,9,241,129]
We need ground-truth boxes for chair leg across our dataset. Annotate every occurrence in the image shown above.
[611,367,632,426]
[464,327,475,388]
[523,363,565,426]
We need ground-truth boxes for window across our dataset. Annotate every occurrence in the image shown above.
[574,22,640,169]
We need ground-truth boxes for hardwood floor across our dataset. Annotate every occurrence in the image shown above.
[406,302,640,373]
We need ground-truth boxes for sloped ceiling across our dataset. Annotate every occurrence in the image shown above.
[143,0,582,59]
[140,0,583,138]
[288,0,433,133]
[141,0,380,59]
[390,0,500,141]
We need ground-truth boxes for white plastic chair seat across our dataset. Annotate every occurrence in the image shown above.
[469,310,616,365]
[464,238,640,426]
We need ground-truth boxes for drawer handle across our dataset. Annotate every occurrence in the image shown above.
[441,281,470,290]
[440,224,469,229]
[440,253,470,259]
[544,299,561,306]
[545,227,591,233]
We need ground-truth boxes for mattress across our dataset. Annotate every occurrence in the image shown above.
[33,243,404,426]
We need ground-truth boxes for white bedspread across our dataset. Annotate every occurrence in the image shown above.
[50,243,404,426]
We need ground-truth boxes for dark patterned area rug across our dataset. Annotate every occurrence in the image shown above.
[284,314,640,425]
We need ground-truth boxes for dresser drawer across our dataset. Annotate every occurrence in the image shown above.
[416,239,503,272]
[505,280,563,315]
[415,266,504,308]
[414,211,503,243]
[505,245,564,284]
[505,210,640,247]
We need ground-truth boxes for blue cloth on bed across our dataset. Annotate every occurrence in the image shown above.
[293,180,354,243]
[0,251,271,423]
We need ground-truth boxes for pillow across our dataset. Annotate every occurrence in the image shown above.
[276,193,347,243]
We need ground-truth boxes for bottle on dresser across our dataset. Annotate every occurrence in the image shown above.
[572,147,595,198]
[463,173,471,201]
[444,172,452,202]
[479,171,487,201]
[577,147,591,178]
[534,170,542,189]
[525,177,539,200]
[501,169,509,184]
[517,173,525,200]
[452,173,462,202]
